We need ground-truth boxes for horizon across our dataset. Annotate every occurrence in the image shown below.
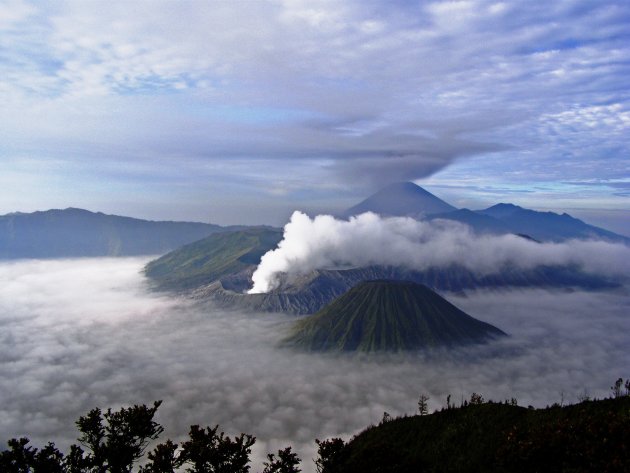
[3,180,629,238]
[1,1,629,234]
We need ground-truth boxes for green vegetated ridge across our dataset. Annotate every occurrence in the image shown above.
[329,395,630,473]
[283,280,506,351]
[144,227,282,291]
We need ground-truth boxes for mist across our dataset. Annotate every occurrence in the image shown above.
[250,211,630,293]
[1,258,629,472]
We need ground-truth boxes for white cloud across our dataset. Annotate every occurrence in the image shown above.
[0,0,34,29]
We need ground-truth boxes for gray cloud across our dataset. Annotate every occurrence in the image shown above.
[1,258,629,472]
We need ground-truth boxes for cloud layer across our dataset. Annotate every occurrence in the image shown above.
[1,258,629,472]
[249,211,630,293]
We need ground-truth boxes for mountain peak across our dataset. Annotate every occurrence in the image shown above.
[342,182,456,218]
[283,279,506,352]
[477,203,528,220]
[478,204,629,244]
[380,181,431,193]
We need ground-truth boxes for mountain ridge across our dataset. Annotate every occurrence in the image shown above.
[477,202,628,243]
[341,182,628,243]
[144,226,283,291]
[2,182,628,260]
[0,207,243,259]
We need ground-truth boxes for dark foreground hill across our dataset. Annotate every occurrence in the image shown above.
[327,396,630,473]
[3,392,629,473]
[283,280,505,351]
[0,208,239,259]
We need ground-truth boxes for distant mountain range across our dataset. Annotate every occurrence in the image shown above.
[342,182,629,244]
[0,208,242,259]
[2,183,627,260]
[282,280,506,352]
[477,203,626,243]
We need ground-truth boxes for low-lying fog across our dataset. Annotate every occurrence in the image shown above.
[1,258,628,471]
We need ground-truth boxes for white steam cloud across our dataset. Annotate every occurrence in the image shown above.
[249,211,630,293]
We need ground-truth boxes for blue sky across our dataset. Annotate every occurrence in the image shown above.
[1,0,629,234]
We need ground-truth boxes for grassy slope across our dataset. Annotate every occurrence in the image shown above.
[144,227,282,291]
[284,280,505,351]
[333,396,630,473]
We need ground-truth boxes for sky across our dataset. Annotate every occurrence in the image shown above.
[1,0,629,232]
[1,258,629,471]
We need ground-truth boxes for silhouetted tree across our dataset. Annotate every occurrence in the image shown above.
[140,439,180,473]
[262,446,300,473]
[314,438,345,473]
[179,424,255,473]
[469,393,484,405]
[65,444,90,473]
[0,438,64,473]
[75,401,164,473]
[611,378,623,398]
[32,443,65,473]
[418,394,429,415]
[577,389,591,403]
[0,438,37,472]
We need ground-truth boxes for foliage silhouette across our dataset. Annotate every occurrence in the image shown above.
[139,439,179,473]
[178,425,255,473]
[261,447,300,473]
[418,394,430,415]
[314,438,346,473]
[74,401,164,473]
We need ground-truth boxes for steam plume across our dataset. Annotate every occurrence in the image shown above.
[249,211,630,293]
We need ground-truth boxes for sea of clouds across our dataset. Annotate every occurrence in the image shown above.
[1,257,629,471]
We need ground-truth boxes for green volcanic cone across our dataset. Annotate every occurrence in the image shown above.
[284,280,506,352]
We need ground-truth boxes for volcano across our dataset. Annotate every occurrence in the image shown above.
[283,280,506,352]
[341,182,456,218]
